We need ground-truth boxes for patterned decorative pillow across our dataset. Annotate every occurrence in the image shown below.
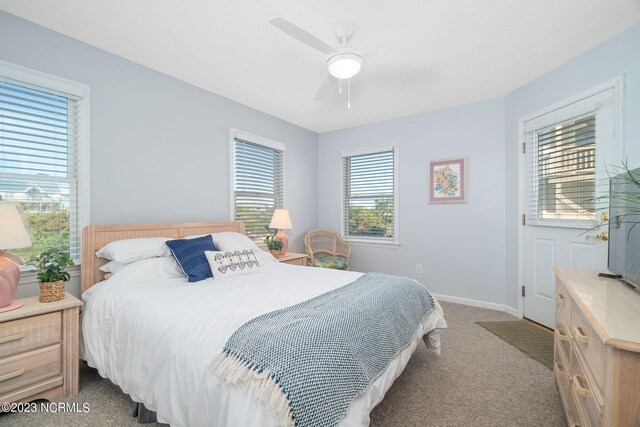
[165,235,218,282]
[205,249,261,280]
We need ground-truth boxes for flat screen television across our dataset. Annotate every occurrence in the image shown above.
[608,167,640,289]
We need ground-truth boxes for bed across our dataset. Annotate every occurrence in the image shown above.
[80,221,447,427]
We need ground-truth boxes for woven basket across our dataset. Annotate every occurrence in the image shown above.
[39,280,65,303]
[270,249,281,260]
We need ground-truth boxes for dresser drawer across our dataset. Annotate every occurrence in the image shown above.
[555,345,584,427]
[0,313,61,359]
[570,303,606,396]
[0,344,61,395]
[570,350,602,427]
[555,331,572,371]
[555,307,572,362]
[556,279,572,323]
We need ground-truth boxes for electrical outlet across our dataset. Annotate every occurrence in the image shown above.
[415,264,423,274]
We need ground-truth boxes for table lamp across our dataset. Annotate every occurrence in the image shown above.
[269,208,292,256]
[0,202,32,312]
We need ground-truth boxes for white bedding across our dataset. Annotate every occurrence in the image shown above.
[81,262,446,427]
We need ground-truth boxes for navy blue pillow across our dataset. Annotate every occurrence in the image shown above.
[165,235,218,282]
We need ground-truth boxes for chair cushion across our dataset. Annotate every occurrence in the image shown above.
[312,255,349,270]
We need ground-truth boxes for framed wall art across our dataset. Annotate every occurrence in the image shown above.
[429,157,467,204]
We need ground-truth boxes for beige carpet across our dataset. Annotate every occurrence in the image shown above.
[0,301,566,427]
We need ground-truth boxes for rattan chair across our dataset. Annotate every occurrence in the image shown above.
[304,229,351,270]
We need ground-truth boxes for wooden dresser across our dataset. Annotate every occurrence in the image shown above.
[554,267,640,427]
[0,293,82,405]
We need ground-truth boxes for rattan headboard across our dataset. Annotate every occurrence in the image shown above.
[81,221,245,294]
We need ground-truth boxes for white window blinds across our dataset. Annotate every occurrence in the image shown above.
[526,114,597,223]
[232,137,284,241]
[342,146,397,242]
[531,114,596,220]
[0,76,82,262]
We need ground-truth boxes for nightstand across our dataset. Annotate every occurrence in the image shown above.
[277,252,308,266]
[0,293,82,404]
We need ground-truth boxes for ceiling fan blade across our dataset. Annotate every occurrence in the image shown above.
[314,75,338,101]
[269,17,334,55]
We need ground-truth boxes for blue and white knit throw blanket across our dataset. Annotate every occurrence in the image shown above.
[210,273,435,427]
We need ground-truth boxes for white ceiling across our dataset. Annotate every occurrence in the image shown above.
[2,1,639,133]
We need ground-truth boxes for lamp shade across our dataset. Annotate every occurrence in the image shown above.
[0,204,32,249]
[269,209,292,230]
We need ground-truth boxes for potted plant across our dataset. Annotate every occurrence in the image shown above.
[33,248,74,302]
[264,235,283,260]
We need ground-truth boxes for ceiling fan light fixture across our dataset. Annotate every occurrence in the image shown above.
[327,52,363,80]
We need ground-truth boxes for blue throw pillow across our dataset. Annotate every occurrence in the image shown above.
[165,235,218,282]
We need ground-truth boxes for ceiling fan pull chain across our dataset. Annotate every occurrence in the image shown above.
[339,79,343,95]
[347,79,351,109]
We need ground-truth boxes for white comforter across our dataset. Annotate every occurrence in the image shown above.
[81,262,446,427]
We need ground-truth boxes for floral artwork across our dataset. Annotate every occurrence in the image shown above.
[429,158,467,204]
[434,165,459,196]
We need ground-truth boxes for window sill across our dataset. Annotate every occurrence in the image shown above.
[18,265,81,286]
[344,238,401,248]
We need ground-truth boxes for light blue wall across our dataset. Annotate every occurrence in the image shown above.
[504,23,640,308]
[0,12,319,298]
[318,98,507,305]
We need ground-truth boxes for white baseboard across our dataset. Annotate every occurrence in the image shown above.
[502,305,520,317]
[432,293,521,318]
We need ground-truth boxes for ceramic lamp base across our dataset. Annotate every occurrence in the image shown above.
[275,231,289,256]
[0,253,21,312]
[0,300,23,313]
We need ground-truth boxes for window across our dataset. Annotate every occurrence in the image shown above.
[230,130,285,242]
[534,115,596,221]
[0,63,89,263]
[523,84,617,227]
[342,144,398,245]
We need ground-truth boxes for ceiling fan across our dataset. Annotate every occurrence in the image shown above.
[269,17,403,108]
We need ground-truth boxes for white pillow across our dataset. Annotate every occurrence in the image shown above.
[188,232,276,265]
[95,237,171,264]
[108,256,184,283]
[205,249,261,280]
[99,260,126,273]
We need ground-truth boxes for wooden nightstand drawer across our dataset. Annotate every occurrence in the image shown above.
[0,312,61,359]
[0,344,61,396]
[277,252,308,266]
[0,293,82,404]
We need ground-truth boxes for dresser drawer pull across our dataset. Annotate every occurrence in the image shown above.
[572,375,592,398]
[573,327,589,344]
[0,332,26,344]
[0,368,25,382]
[555,327,569,341]
[571,424,582,427]
[557,293,566,305]
[554,362,567,378]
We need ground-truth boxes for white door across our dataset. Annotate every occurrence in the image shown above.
[521,84,620,328]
